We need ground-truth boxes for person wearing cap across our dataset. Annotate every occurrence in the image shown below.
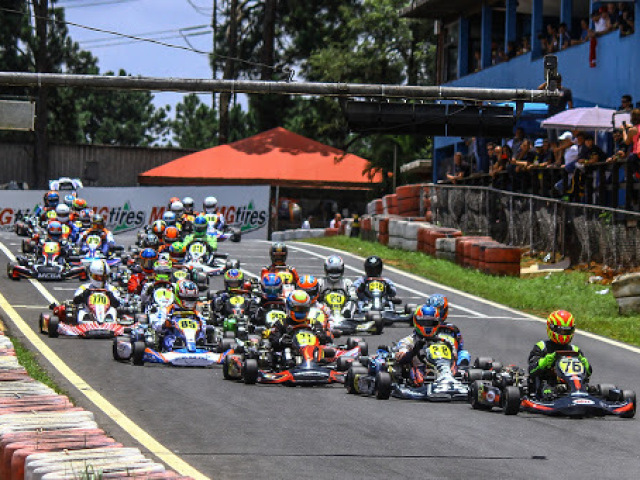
[553,131,578,196]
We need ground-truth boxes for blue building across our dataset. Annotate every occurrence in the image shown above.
[401,0,640,182]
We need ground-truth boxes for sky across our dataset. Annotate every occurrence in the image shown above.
[61,0,218,115]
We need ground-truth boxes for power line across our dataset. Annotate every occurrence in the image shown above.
[80,25,211,45]
[87,31,211,49]
[185,0,213,16]
[60,0,140,8]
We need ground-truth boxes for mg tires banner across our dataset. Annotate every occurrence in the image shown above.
[0,185,270,239]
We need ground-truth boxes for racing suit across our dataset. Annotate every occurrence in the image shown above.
[160,304,206,352]
[260,265,300,286]
[77,228,115,255]
[51,283,122,323]
[174,232,218,256]
[352,276,397,311]
[269,318,331,352]
[319,277,356,316]
[394,325,470,387]
[528,340,592,396]
[127,266,151,295]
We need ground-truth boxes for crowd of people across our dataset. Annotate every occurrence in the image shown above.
[473,2,634,71]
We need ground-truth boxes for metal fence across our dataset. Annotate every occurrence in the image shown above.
[429,184,640,268]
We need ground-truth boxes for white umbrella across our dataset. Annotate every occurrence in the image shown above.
[541,106,628,132]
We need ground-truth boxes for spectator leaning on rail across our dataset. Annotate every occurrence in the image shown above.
[622,109,640,181]
[446,152,470,184]
[607,129,630,163]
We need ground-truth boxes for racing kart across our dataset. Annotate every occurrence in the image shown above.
[14,214,38,238]
[354,278,414,326]
[346,329,490,401]
[40,289,137,339]
[223,327,367,386]
[70,235,123,268]
[113,310,229,367]
[322,289,384,335]
[469,350,636,418]
[181,240,228,277]
[7,242,87,281]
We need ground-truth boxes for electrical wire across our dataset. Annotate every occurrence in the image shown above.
[185,0,213,16]
[80,25,211,45]
[59,0,140,8]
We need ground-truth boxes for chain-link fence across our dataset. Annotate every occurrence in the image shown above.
[429,184,640,268]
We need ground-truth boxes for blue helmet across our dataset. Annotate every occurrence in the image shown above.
[140,248,158,272]
[413,305,439,338]
[162,211,177,226]
[63,194,75,207]
[44,191,59,208]
[193,215,207,234]
[428,294,449,321]
[261,273,283,300]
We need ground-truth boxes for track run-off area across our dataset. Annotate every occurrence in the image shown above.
[0,230,638,480]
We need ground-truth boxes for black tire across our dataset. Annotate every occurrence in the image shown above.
[231,231,241,243]
[132,341,146,366]
[346,365,367,394]
[7,262,19,281]
[243,359,259,384]
[404,303,417,315]
[372,314,384,335]
[469,380,486,410]
[503,386,521,415]
[598,384,617,400]
[223,354,234,380]
[219,338,235,353]
[223,331,236,339]
[491,361,503,372]
[357,341,369,357]
[39,313,45,334]
[474,357,494,370]
[112,338,124,361]
[375,372,392,400]
[346,337,357,350]
[467,369,484,383]
[620,390,636,419]
[336,356,352,372]
[47,317,59,338]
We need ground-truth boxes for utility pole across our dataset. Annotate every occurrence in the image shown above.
[211,0,217,109]
[33,0,49,189]
[219,0,237,145]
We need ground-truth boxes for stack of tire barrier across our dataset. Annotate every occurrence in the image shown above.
[360,216,375,242]
[455,237,521,277]
[377,218,389,246]
[366,199,383,216]
[0,333,190,480]
[396,185,422,218]
[387,218,405,249]
[418,227,463,256]
[382,194,398,215]
[611,273,640,314]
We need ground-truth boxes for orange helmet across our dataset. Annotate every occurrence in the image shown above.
[164,226,180,244]
[546,310,575,345]
[296,275,319,303]
[286,290,311,324]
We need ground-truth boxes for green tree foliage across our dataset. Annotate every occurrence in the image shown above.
[172,94,218,149]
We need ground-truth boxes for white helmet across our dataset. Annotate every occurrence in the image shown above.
[89,259,110,289]
[170,201,184,216]
[55,204,70,222]
[182,197,195,214]
[203,196,218,213]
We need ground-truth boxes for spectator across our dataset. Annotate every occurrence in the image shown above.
[507,127,526,158]
[350,214,360,238]
[579,134,606,165]
[606,128,629,162]
[546,24,559,52]
[579,18,590,43]
[505,41,517,60]
[607,2,621,30]
[622,109,640,181]
[521,35,531,54]
[619,7,634,36]
[490,145,509,189]
[513,139,536,171]
[446,152,470,184]
[553,131,579,195]
[618,94,633,112]
[486,142,497,167]
[540,138,555,165]
[301,218,310,229]
[329,213,341,229]
[532,138,551,167]
[592,9,608,34]
[538,33,550,55]
[558,23,572,50]
[600,7,615,32]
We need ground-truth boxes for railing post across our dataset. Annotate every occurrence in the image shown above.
[529,197,535,254]
[612,162,620,208]
[625,160,633,210]
[552,201,558,261]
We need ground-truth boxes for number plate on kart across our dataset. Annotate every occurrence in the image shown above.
[266,311,286,326]
[178,319,199,330]
[154,289,173,304]
[368,281,385,293]
[86,235,101,247]
[558,358,584,375]
[325,292,346,307]
[428,344,451,360]
[277,272,294,284]
[43,243,60,254]
[230,296,245,306]
[295,332,317,346]
[88,293,109,306]
[173,270,188,280]
[189,243,206,255]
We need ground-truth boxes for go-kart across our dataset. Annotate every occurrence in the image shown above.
[14,214,38,237]
[113,311,229,367]
[8,242,87,281]
[223,327,366,386]
[40,289,136,339]
[71,235,123,268]
[354,278,414,326]
[322,289,384,335]
[181,240,227,277]
[346,327,488,401]
[470,350,636,418]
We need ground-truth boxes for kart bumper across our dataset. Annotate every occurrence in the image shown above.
[143,348,226,367]
[258,367,345,385]
[521,395,635,417]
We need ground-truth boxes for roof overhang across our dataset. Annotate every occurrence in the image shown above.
[400,0,499,19]
[138,175,377,190]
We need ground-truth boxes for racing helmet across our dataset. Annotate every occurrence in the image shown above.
[47,221,63,241]
[140,248,158,273]
[203,196,218,213]
[193,215,208,234]
[224,268,244,291]
[270,242,288,266]
[143,234,160,249]
[63,194,75,208]
[153,260,173,282]
[174,279,199,310]
[413,305,440,339]
[429,294,449,321]
[182,197,195,214]
[364,256,383,277]
[547,310,575,345]
[168,197,180,210]
[72,198,87,212]
[170,201,184,216]
[225,258,240,272]
[55,204,70,223]
[324,255,344,281]
[89,259,110,289]
[162,211,177,226]
[297,275,320,303]
[168,244,183,262]
[261,273,283,300]
[91,214,105,230]
[79,209,92,228]
[44,191,59,208]
[152,220,166,236]
[286,290,311,324]
[163,226,180,244]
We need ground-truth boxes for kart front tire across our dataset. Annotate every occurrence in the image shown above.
[39,313,45,334]
[470,380,488,410]
[132,341,146,366]
[474,357,494,370]
[47,317,59,338]
[346,365,367,394]
[620,390,636,418]
[357,341,369,357]
[375,372,392,400]
[373,315,384,335]
[503,386,521,415]
[243,359,259,384]
[219,338,235,353]
[336,356,352,372]
[467,369,484,383]
[598,383,617,401]
[223,354,235,380]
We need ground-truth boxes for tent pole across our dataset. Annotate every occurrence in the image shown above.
[274,185,280,233]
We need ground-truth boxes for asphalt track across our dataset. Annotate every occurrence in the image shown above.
[0,230,639,480]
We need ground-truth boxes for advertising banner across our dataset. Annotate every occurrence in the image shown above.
[0,185,270,239]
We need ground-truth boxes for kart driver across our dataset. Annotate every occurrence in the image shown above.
[128,248,158,295]
[35,191,60,223]
[395,305,469,387]
[173,215,218,256]
[352,256,397,308]
[528,310,591,397]
[77,214,115,255]
[260,242,300,285]
[251,273,285,325]
[203,196,225,228]
[296,275,332,336]
[211,268,255,320]
[70,260,121,311]
[159,279,206,351]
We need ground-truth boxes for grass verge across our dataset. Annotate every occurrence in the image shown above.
[303,236,640,348]
[10,336,68,395]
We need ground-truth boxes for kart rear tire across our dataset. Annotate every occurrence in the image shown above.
[375,372,392,400]
[357,341,369,357]
[474,357,494,370]
[112,337,130,361]
[404,303,417,315]
[219,338,235,353]
[467,369,484,383]
[336,356,352,372]
[47,317,59,338]
[223,354,235,380]
[346,365,367,394]
[132,341,146,366]
[243,359,259,384]
[470,380,489,410]
[503,386,521,415]
[39,313,45,334]
[620,390,636,418]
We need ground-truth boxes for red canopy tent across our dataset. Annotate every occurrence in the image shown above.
[139,127,381,189]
